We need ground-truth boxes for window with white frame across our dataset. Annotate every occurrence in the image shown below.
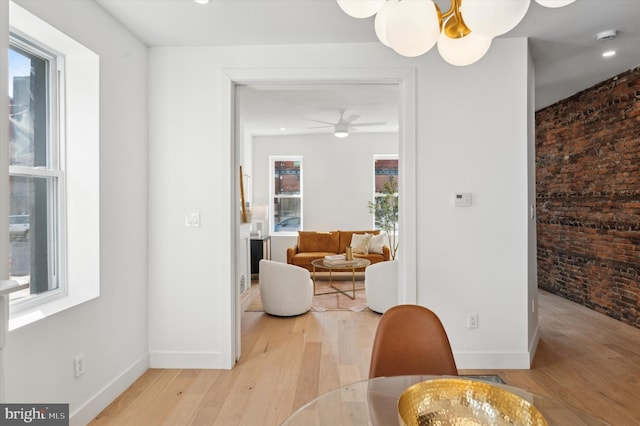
[8,34,64,303]
[372,155,398,230]
[271,157,302,234]
[7,3,100,330]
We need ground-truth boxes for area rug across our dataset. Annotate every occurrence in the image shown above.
[245,279,370,313]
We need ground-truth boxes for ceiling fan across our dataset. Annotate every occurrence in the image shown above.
[307,109,386,138]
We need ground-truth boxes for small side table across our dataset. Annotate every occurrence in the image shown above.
[250,236,271,279]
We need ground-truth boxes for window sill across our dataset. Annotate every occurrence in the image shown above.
[9,290,99,331]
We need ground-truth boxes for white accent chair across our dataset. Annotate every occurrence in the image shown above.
[259,259,313,316]
[365,260,398,314]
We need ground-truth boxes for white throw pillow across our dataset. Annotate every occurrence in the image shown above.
[368,233,387,254]
[351,233,373,254]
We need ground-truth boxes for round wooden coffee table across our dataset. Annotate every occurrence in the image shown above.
[310,258,371,300]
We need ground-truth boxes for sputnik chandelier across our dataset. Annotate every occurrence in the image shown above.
[336,0,576,66]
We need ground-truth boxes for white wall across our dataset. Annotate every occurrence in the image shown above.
[4,1,149,424]
[252,132,398,261]
[148,39,536,369]
[414,39,534,368]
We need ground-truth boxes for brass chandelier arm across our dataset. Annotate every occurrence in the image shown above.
[441,0,472,39]
[439,0,459,22]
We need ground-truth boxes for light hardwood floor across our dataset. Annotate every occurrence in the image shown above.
[90,289,640,425]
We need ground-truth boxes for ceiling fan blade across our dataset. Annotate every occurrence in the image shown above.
[351,121,386,127]
[344,114,360,124]
[306,118,336,125]
[307,125,333,129]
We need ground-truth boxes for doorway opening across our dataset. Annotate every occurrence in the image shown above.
[226,70,417,363]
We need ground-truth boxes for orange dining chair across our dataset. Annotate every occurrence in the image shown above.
[368,304,458,378]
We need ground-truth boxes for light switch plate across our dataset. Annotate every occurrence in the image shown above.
[185,212,200,227]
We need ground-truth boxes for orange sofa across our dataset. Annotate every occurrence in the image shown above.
[287,230,390,271]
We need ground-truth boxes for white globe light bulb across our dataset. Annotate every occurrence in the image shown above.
[461,0,531,37]
[375,0,400,47]
[535,0,576,8]
[437,32,493,67]
[336,0,386,19]
[386,0,441,57]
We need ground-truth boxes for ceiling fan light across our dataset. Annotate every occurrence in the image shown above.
[386,0,440,57]
[334,122,350,138]
[374,0,399,47]
[461,0,531,37]
[336,0,386,19]
[535,0,575,8]
[437,32,492,66]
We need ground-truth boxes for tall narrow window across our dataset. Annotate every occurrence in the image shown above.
[8,35,64,303]
[271,157,302,234]
[8,3,99,329]
[373,156,398,230]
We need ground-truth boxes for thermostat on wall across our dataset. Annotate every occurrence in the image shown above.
[454,193,472,207]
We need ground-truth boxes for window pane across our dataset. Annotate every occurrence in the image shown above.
[273,198,301,232]
[9,45,49,168]
[9,173,57,299]
[9,38,59,304]
[374,159,398,193]
[373,158,398,231]
[274,160,301,196]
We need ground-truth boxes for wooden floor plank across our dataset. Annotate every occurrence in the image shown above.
[291,341,322,410]
[160,369,222,426]
[90,368,165,424]
[127,369,199,425]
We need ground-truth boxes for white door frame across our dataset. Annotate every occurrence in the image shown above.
[0,0,11,400]
[221,67,418,362]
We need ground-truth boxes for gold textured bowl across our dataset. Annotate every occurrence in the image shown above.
[398,378,548,426]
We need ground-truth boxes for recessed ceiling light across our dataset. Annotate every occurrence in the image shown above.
[280,127,286,131]
[602,50,616,58]
[194,0,210,4]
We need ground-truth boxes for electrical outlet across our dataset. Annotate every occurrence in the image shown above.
[74,354,85,378]
[467,313,479,329]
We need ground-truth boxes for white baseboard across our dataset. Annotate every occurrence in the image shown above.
[529,323,541,365]
[454,351,533,370]
[70,354,149,426]
[150,350,233,369]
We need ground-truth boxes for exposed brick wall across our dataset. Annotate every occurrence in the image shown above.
[536,67,640,329]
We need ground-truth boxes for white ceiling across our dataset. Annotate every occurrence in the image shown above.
[235,83,400,137]
[96,0,640,136]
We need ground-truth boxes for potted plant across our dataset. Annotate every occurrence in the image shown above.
[368,176,398,260]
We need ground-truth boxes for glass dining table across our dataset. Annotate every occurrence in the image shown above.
[281,375,609,425]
